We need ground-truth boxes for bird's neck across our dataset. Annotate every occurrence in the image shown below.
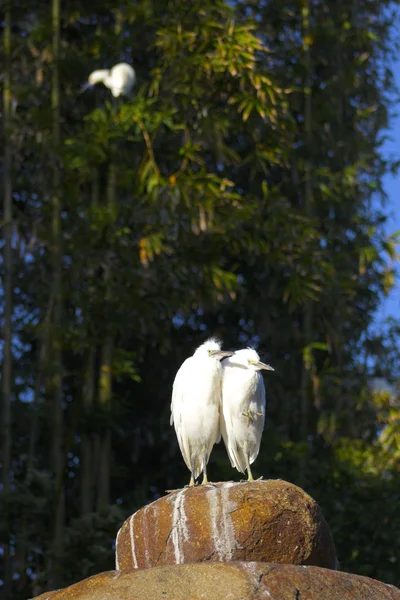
[89,69,110,85]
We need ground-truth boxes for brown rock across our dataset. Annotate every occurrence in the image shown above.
[115,480,337,570]
[30,562,400,600]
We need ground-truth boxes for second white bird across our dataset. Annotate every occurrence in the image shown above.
[221,348,274,481]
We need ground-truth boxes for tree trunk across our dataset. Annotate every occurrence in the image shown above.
[1,1,13,596]
[81,347,96,514]
[81,170,100,515]
[48,0,64,586]
[96,164,116,511]
[300,0,314,481]
[17,309,51,594]
[97,340,113,511]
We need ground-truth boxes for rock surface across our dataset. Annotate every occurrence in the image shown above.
[115,480,337,570]
[31,562,400,600]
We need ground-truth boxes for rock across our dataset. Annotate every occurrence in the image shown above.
[30,562,400,600]
[115,480,337,570]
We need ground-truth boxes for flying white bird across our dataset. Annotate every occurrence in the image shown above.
[82,62,136,97]
[170,339,233,486]
[221,348,274,481]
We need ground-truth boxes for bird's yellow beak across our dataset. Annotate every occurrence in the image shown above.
[253,360,274,371]
[209,350,234,360]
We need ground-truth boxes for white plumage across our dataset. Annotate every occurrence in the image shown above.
[85,62,136,97]
[170,338,233,486]
[221,348,274,481]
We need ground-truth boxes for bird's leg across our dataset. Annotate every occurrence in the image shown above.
[243,441,254,482]
[246,463,254,482]
[201,454,209,485]
[189,458,197,487]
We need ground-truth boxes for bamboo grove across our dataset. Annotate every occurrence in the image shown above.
[1,1,400,598]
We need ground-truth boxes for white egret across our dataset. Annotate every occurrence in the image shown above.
[82,62,136,97]
[170,339,233,486]
[221,348,274,481]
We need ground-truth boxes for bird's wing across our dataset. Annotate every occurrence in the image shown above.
[215,374,223,444]
[219,407,236,469]
[110,64,135,97]
[170,358,190,424]
[170,359,192,471]
[221,366,247,473]
[249,374,266,464]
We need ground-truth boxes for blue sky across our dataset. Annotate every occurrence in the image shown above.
[376,54,400,325]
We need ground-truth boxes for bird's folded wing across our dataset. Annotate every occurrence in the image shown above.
[249,376,266,464]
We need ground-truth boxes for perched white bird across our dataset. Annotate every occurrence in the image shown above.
[170,339,233,486]
[83,62,136,97]
[221,348,274,481]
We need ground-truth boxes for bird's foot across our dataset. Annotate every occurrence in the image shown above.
[242,410,254,426]
[242,410,264,427]
[238,476,262,484]
[165,483,199,493]
[166,477,198,493]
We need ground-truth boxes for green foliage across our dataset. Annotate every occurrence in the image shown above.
[1,0,400,597]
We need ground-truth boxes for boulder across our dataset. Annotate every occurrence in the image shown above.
[30,562,400,600]
[115,480,337,570]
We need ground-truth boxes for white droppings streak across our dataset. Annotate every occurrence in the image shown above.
[169,489,190,564]
[130,511,139,569]
[208,482,240,560]
[143,504,151,567]
[208,486,226,559]
[115,525,122,570]
[239,562,273,599]
[220,482,241,559]
[153,503,160,564]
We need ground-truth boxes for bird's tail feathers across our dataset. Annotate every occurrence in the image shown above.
[175,431,192,473]
[249,441,261,465]
[220,420,246,473]
[176,434,209,479]
[228,443,247,474]
[192,458,205,480]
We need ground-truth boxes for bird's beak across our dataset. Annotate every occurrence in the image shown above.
[254,361,274,371]
[79,82,92,94]
[210,350,234,360]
